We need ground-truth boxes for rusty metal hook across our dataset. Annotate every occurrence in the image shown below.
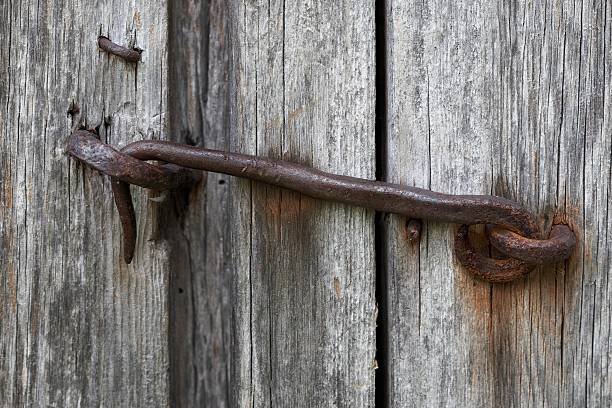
[67,131,200,262]
[66,130,576,282]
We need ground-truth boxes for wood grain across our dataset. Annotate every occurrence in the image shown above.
[227,1,377,406]
[167,0,233,406]
[384,0,612,406]
[0,1,172,406]
[4,0,608,405]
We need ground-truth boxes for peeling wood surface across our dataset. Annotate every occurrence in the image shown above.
[384,0,612,406]
[0,1,172,406]
[228,1,377,406]
[167,0,232,407]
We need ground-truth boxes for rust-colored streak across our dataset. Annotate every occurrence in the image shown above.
[133,11,142,31]
[4,173,13,209]
[5,259,16,312]
[334,277,342,298]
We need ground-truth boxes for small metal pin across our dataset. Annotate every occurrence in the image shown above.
[406,219,422,243]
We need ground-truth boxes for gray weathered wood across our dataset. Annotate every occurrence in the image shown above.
[6,1,609,405]
[167,0,233,406]
[228,1,377,406]
[0,2,172,406]
[384,0,612,406]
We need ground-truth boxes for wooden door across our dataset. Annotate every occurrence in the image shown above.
[383,1,611,406]
[0,0,236,405]
[1,0,610,407]
[227,2,377,406]
[0,1,173,406]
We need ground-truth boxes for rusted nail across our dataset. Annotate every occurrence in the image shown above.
[98,36,142,63]
[406,219,422,242]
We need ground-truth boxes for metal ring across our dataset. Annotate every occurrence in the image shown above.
[487,224,576,264]
[454,225,535,283]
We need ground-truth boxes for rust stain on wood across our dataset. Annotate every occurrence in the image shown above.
[4,261,17,314]
[134,10,142,30]
[334,276,341,298]
[553,206,583,260]
[4,174,13,209]
[263,106,307,131]
[262,189,315,219]
[287,105,305,123]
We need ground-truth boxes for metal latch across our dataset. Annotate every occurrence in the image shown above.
[66,130,576,283]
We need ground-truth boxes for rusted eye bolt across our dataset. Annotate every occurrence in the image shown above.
[98,36,142,63]
[66,130,576,282]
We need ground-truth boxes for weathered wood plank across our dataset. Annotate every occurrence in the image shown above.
[167,0,233,406]
[0,1,172,406]
[228,1,377,406]
[384,0,612,406]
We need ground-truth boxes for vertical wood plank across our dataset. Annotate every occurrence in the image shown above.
[228,1,377,406]
[167,0,233,406]
[384,0,612,406]
[0,1,172,406]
